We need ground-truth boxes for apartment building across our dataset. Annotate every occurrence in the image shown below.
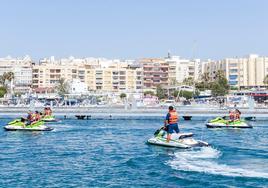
[86,62,143,93]
[139,58,168,90]
[32,56,90,90]
[0,55,32,93]
[165,56,179,85]
[165,56,201,85]
[224,54,268,88]
[203,54,268,88]
[202,60,226,81]
[33,57,143,93]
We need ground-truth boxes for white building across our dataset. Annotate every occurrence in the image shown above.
[165,56,202,85]
[69,79,88,94]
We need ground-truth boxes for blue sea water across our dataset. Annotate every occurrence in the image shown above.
[0,117,268,188]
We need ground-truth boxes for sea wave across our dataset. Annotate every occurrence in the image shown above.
[167,147,268,178]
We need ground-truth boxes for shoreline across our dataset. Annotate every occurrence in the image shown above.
[0,106,267,117]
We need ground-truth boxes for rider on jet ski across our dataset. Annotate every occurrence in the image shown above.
[18,111,34,127]
[229,109,241,123]
[235,109,241,120]
[164,106,179,142]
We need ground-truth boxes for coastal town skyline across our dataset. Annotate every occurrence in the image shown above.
[0,52,267,62]
[0,0,267,60]
[1,53,268,96]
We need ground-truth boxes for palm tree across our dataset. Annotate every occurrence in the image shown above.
[199,72,211,89]
[2,72,9,87]
[215,70,225,80]
[0,72,14,95]
[183,77,194,86]
[201,72,210,82]
[120,93,127,100]
[0,75,5,86]
[169,78,177,86]
[7,72,14,81]
[56,78,70,96]
[263,75,268,86]
[6,72,14,95]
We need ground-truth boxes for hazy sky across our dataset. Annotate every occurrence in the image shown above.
[0,0,267,60]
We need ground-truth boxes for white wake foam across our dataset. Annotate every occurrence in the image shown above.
[168,147,268,178]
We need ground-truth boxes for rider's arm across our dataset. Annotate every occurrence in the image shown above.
[164,113,170,126]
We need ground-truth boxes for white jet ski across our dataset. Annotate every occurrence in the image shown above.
[147,128,209,148]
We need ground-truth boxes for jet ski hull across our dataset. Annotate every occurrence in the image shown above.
[206,122,252,128]
[42,116,58,122]
[147,137,190,148]
[147,133,209,148]
[4,125,53,131]
[42,119,58,122]
[4,120,53,131]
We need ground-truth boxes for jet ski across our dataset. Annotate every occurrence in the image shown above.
[41,115,58,122]
[206,117,253,128]
[4,119,53,131]
[147,127,209,148]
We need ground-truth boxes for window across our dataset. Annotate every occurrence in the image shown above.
[229,75,238,80]
[229,81,238,85]
[229,63,238,67]
[230,69,238,73]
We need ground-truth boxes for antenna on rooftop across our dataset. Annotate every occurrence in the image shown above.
[167,50,171,59]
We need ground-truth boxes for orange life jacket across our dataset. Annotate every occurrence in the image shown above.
[168,110,178,124]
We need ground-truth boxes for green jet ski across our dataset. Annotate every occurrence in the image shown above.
[206,117,252,128]
[4,119,53,131]
[41,115,58,122]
